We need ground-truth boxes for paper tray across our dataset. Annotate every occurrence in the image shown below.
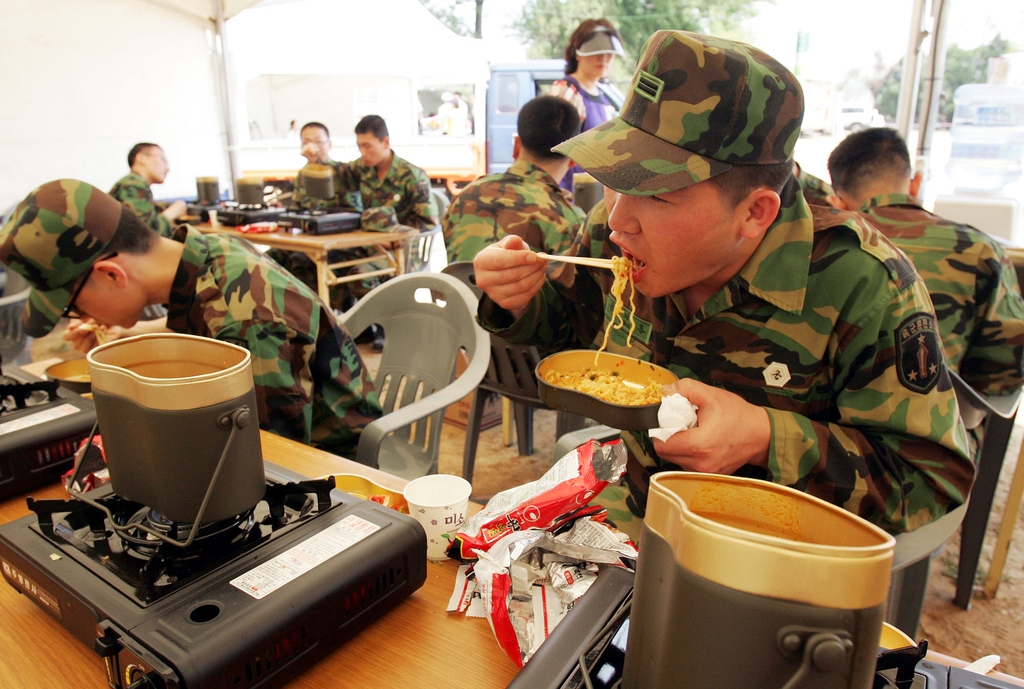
[331,474,408,513]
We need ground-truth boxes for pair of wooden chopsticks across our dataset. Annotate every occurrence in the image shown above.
[536,252,615,270]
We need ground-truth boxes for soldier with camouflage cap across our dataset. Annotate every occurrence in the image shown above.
[444,96,586,263]
[0,180,382,458]
[473,30,973,537]
[109,143,187,237]
[827,127,1024,401]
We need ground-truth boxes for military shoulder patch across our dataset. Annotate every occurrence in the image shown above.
[895,312,942,393]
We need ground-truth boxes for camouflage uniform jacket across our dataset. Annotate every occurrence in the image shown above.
[478,178,973,534]
[795,166,834,207]
[343,153,437,230]
[291,158,362,212]
[859,193,1024,397]
[109,172,173,237]
[443,159,585,263]
[166,225,383,457]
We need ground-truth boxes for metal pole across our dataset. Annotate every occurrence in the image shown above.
[915,0,952,202]
[211,0,242,197]
[896,0,930,141]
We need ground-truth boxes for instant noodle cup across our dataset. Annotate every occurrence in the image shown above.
[536,350,677,430]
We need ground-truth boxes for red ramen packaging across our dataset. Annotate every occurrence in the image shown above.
[472,517,637,667]
[62,435,109,493]
[445,439,628,561]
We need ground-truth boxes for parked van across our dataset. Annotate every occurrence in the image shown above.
[485,61,625,175]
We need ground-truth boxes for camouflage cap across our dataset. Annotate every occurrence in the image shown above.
[554,30,804,196]
[0,180,122,336]
[361,206,398,231]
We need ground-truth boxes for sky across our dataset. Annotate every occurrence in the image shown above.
[473,0,1024,84]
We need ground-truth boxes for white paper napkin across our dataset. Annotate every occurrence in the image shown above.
[649,393,699,441]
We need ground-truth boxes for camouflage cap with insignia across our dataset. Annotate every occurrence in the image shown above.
[0,179,122,336]
[554,30,804,196]
[360,206,398,231]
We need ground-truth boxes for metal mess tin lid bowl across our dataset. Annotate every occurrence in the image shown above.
[646,473,896,609]
[536,350,678,430]
[88,333,253,411]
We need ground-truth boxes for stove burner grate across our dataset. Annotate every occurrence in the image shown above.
[0,373,61,412]
[27,476,337,605]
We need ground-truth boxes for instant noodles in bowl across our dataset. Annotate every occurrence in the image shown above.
[536,350,678,430]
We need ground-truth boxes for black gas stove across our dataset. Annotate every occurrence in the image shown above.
[186,202,225,222]
[278,209,361,235]
[0,462,426,689]
[216,205,288,227]
[0,363,96,500]
[508,568,1021,689]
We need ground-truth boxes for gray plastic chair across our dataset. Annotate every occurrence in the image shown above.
[948,370,1022,610]
[0,270,31,364]
[341,271,488,480]
[403,189,450,274]
[442,262,586,484]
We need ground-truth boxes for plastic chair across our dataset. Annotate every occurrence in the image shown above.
[0,269,31,364]
[442,262,586,484]
[949,370,1023,609]
[403,189,450,274]
[341,272,488,480]
[886,503,968,638]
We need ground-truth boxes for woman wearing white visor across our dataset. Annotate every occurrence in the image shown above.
[549,19,625,192]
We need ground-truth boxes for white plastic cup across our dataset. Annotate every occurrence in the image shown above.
[403,474,472,560]
[208,209,219,228]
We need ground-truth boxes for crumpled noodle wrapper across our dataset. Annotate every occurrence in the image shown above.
[473,517,637,667]
[446,439,627,561]
[649,393,698,442]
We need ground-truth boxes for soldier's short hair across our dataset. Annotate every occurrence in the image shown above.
[127,143,160,168]
[108,205,159,255]
[355,115,389,140]
[300,121,330,139]
[517,96,581,162]
[709,162,795,207]
[828,128,912,199]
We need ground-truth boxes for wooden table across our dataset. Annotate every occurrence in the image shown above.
[0,431,520,689]
[195,221,419,304]
[4,432,1024,687]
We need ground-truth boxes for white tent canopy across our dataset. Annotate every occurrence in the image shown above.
[229,0,488,83]
[0,0,264,211]
[0,0,486,211]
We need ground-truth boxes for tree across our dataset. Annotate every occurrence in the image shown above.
[512,0,760,67]
[419,0,484,39]
[874,34,1016,124]
[940,34,1014,121]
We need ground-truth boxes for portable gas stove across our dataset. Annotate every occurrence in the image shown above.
[185,202,226,223]
[0,363,96,501]
[508,568,1021,689]
[278,209,361,235]
[217,204,288,227]
[0,461,426,689]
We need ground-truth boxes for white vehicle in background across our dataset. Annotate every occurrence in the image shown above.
[838,105,887,132]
